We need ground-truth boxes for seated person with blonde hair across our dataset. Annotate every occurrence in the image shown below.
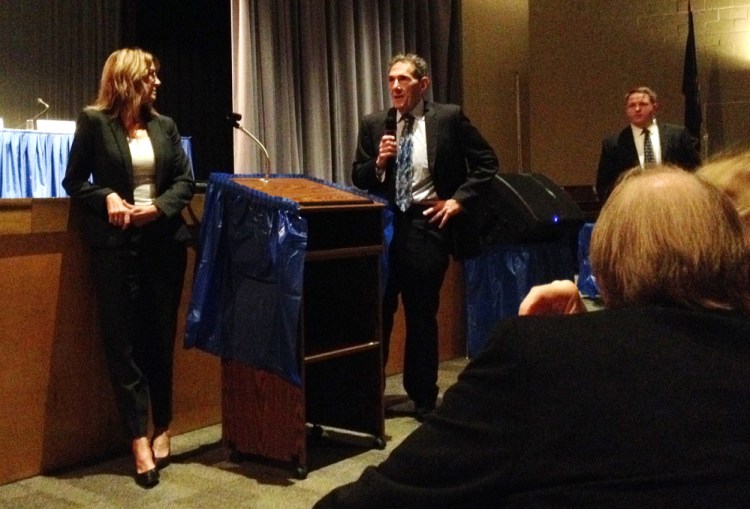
[315,167,750,508]
[696,150,750,232]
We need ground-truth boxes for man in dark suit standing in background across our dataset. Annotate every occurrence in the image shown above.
[352,53,498,421]
[595,86,700,202]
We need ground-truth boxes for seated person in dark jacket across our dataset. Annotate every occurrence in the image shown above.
[314,166,750,509]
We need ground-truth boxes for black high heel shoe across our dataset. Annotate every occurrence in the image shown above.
[155,454,171,469]
[135,467,160,488]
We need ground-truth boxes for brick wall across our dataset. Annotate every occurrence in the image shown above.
[524,0,750,185]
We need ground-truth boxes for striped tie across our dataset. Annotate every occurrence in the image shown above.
[643,128,656,166]
[395,114,414,212]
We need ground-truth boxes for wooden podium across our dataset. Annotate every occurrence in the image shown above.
[220,177,385,478]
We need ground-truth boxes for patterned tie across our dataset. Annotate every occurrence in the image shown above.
[643,128,656,166]
[395,114,414,212]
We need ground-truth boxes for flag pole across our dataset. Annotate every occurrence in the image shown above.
[515,72,523,173]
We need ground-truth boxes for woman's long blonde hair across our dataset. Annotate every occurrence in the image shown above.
[696,151,750,229]
[89,47,158,123]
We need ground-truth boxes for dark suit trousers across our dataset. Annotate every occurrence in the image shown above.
[382,205,449,407]
[90,227,187,438]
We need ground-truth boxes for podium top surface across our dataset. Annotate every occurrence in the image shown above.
[233,177,378,209]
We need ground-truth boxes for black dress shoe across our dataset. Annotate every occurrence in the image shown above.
[414,404,435,422]
[135,467,160,488]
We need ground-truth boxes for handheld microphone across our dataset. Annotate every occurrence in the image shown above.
[380,107,398,171]
[384,107,397,136]
[226,112,272,181]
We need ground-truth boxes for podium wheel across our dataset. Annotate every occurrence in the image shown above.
[373,436,386,450]
[294,464,308,480]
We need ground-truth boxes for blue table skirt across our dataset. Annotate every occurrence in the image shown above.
[0,129,194,198]
[464,240,576,357]
[576,222,599,298]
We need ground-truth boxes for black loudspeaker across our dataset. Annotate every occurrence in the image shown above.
[479,173,584,244]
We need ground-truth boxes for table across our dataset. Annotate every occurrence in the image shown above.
[0,129,194,198]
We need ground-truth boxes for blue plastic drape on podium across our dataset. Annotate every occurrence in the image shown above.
[464,240,575,357]
[0,129,194,198]
[185,173,307,386]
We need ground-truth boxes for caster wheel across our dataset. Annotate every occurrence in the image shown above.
[311,424,324,438]
[294,464,308,480]
[373,437,386,450]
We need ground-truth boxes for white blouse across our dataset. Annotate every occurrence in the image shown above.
[128,129,156,205]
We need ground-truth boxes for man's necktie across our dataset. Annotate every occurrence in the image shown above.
[643,128,656,166]
[395,114,414,212]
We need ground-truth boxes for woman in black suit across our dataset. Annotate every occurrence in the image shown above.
[63,48,194,488]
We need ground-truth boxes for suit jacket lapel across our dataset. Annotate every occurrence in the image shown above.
[424,101,437,172]
[108,116,133,181]
[145,116,164,186]
[621,127,639,166]
[658,124,669,159]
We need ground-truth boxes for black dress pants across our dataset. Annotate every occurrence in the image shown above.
[382,206,449,408]
[90,228,187,438]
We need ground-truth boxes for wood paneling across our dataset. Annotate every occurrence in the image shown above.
[385,260,466,376]
[0,197,221,486]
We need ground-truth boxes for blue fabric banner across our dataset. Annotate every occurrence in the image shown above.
[464,240,575,357]
[0,129,73,198]
[0,129,194,198]
[185,173,308,386]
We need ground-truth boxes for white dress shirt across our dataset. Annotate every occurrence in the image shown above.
[631,120,662,167]
[398,100,436,202]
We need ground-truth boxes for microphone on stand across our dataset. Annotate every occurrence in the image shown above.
[227,112,271,181]
[25,97,50,129]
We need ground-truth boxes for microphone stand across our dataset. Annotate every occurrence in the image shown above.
[23,100,50,130]
[228,114,271,182]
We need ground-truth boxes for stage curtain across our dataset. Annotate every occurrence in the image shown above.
[231,0,462,184]
[0,0,121,129]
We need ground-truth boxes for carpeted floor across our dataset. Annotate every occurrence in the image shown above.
[0,357,469,509]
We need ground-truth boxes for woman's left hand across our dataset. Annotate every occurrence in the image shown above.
[125,203,161,227]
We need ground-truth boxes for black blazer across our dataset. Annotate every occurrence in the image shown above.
[352,101,498,259]
[63,109,195,248]
[316,305,750,508]
[596,123,700,202]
